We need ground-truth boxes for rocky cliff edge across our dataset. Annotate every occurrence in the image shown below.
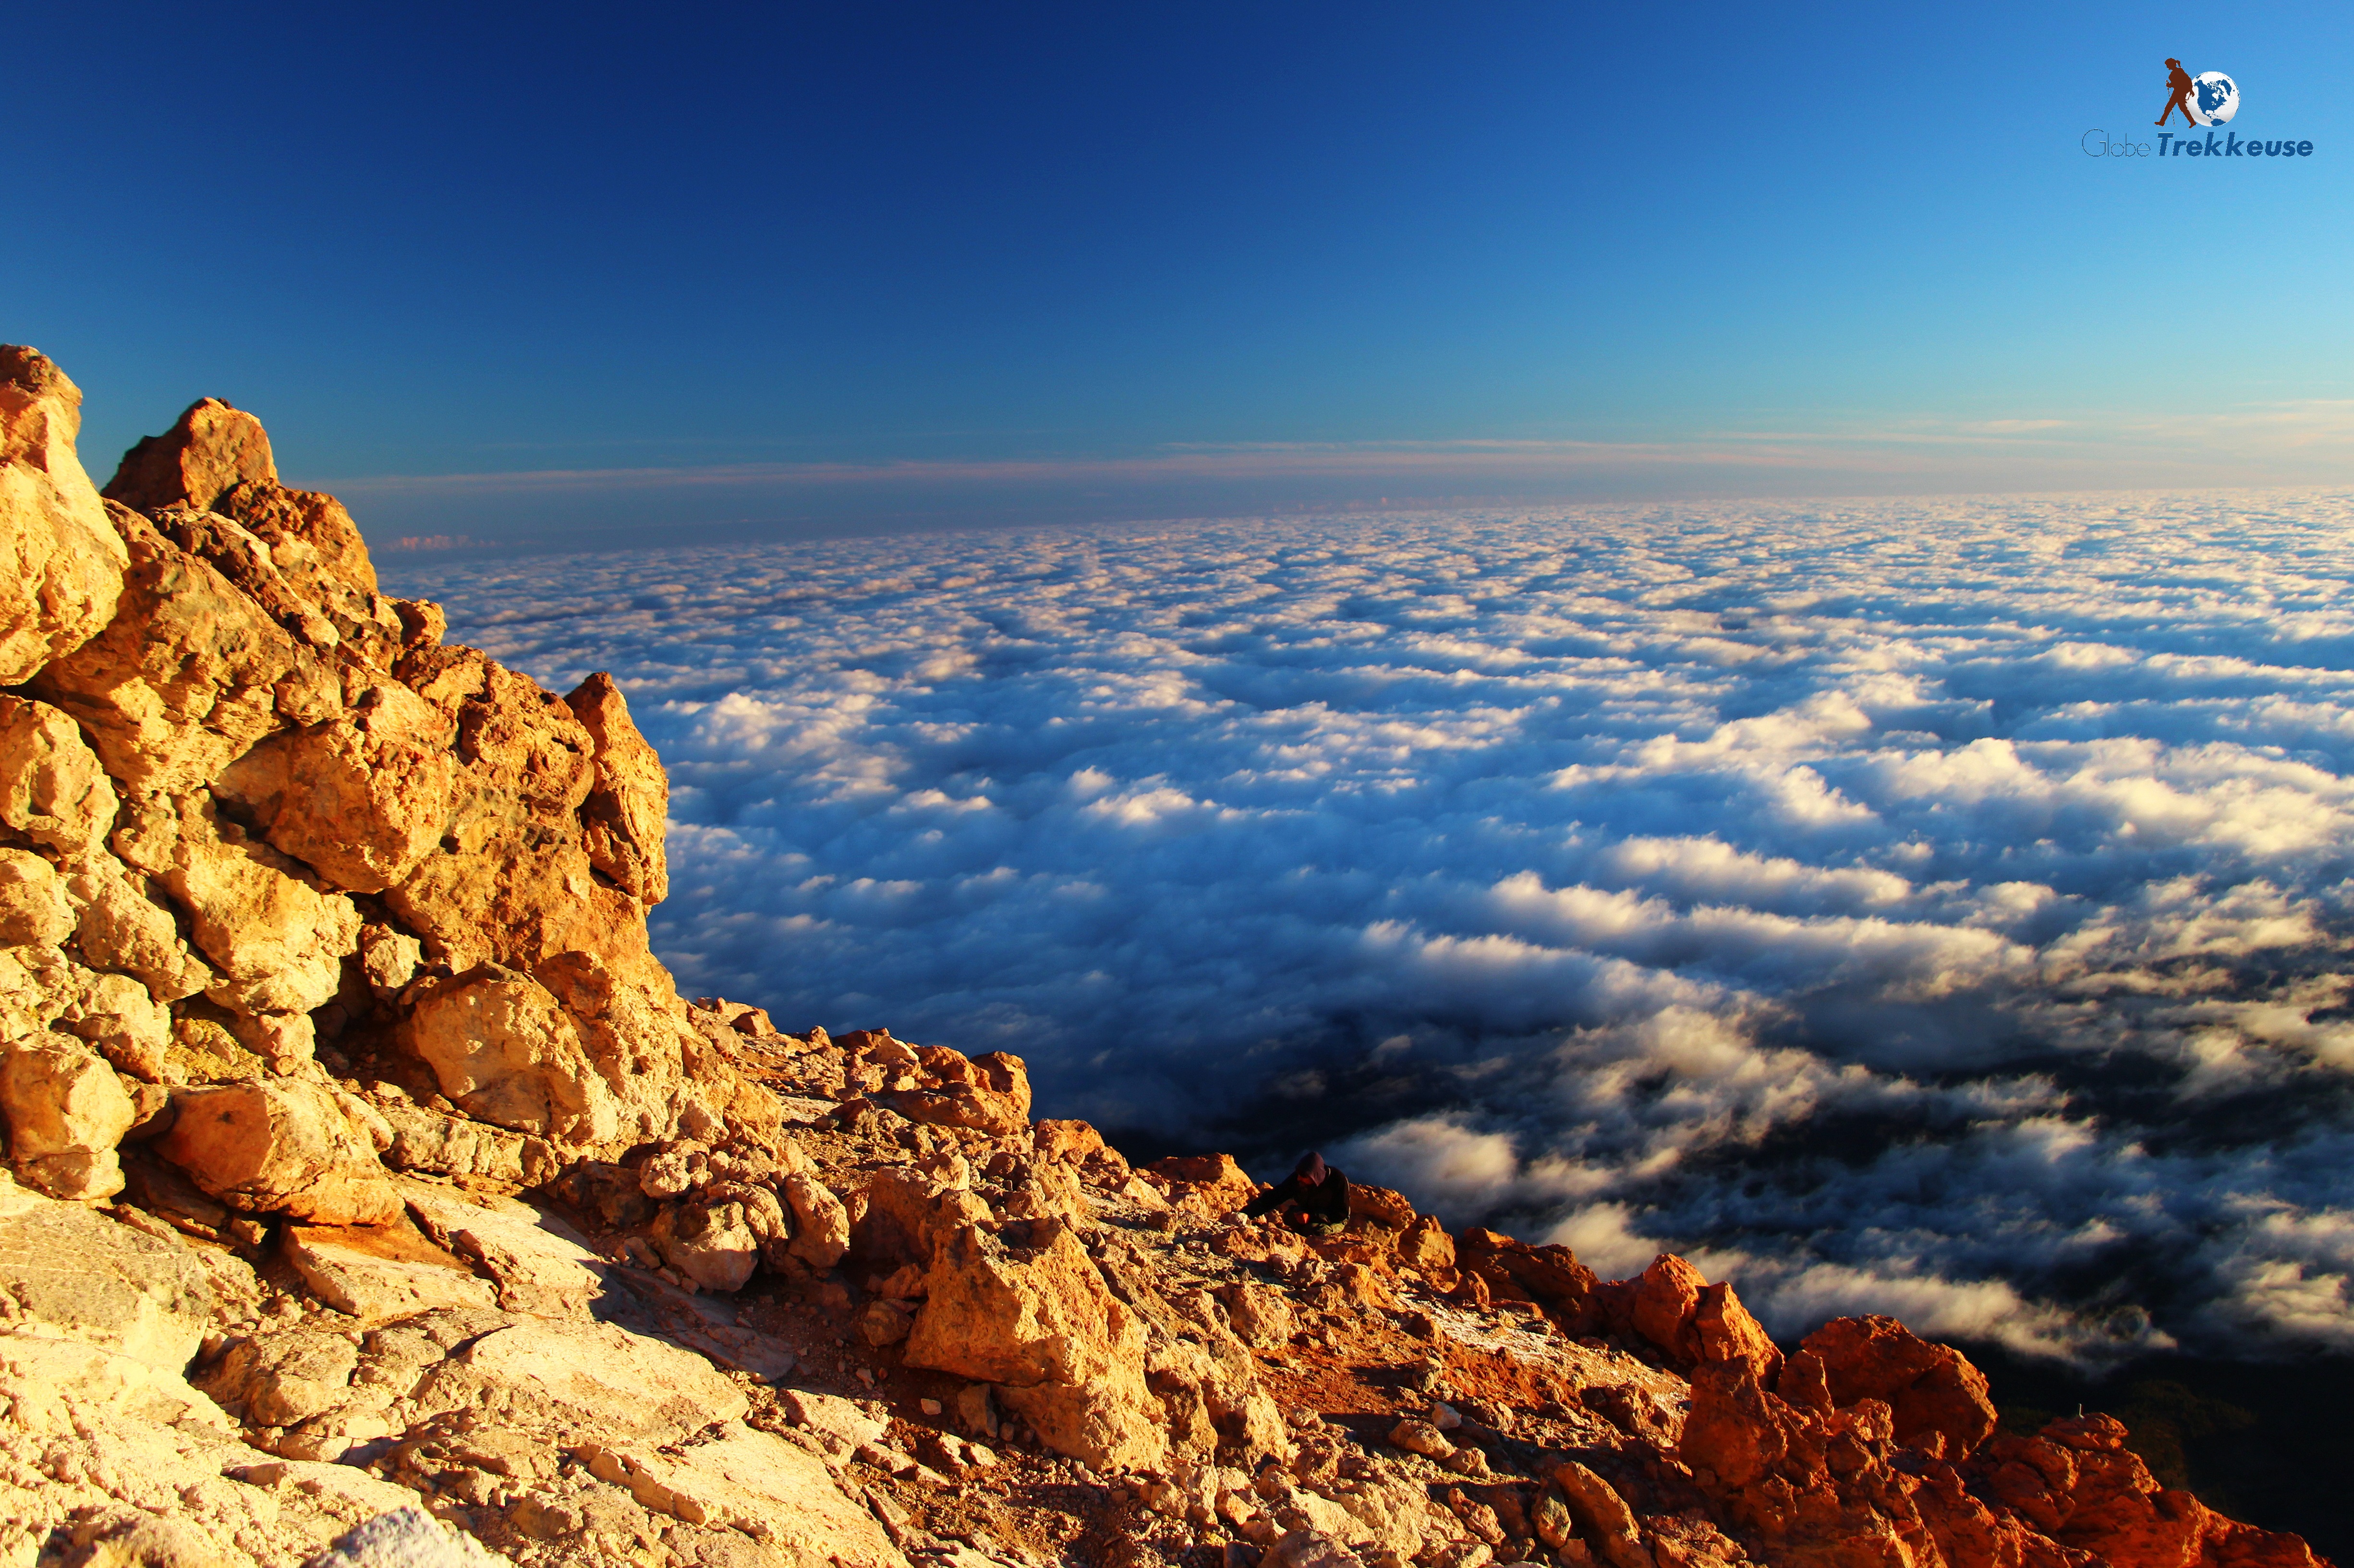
[0,349,2330,1568]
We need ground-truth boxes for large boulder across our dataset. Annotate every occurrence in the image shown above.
[1784,1314,1995,1460]
[154,1077,401,1225]
[564,671,668,906]
[888,1045,1032,1137]
[903,1218,1167,1472]
[0,1040,137,1200]
[0,1172,214,1373]
[102,395,278,515]
[28,503,299,794]
[110,790,361,1017]
[399,965,617,1147]
[0,347,127,685]
[0,694,119,864]
[216,679,458,893]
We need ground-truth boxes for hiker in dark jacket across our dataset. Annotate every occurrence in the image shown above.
[1243,1152,1350,1237]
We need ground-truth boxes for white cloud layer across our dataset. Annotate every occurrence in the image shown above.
[388,491,2354,1363]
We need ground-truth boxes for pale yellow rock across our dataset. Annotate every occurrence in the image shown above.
[67,856,214,1003]
[112,791,361,1015]
[534,948,708,1145]
[30,504,297,794]
[0,846,74,944]
[402,1185,608,1316]
[0,1039,136,1199]
[399,965,617,1146]
[414,1316,749,1440]
[0,694,119,863]
[782,1170,852,1269]
[582,1422,909,1565]
[905,1218,1168,1472]
[564,672,669,906]
[216,693,458,894]
[356,922,422,999]
[155,1077,401,1225]
[282,1221,497,1323]
[377,1100,558,1186]
[0,348,127,685]
[56,968,173,1081]
[651,1194,761,1292]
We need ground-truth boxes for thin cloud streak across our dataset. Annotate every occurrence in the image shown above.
[324,403,2354,505]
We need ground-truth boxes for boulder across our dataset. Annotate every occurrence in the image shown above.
[154,1077,401,1225]
[413,1317,749,1440]
[0,1172,214,1372]
[0,347,127,685]
[283,1219,497,1322]
[1148,1152,1258,1214]
[781,1170,851,1268]
[0,694,119,863]
[1785,1314,1995,1460]
[904,1218,1167,1471]
[859,1160,993,1270]
[651,1193,761,1291]
[400,1186,608,1316]
[1552,1460,1650,1568]
[0,1039,137,1199]
[563,672,668,905]
[66,857,213,1004]
[399,965,616,1146]
[216,690,458,893]
[0,846,74,945]
[580,1422,908,1564]
[110,790,360,1015]
[102,396,279,515]
[888,1046,1032,1137]
[1399,1215,1456,1272]
[28,503,297,794]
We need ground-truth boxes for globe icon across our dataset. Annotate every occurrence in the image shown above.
[2193,71,2240,125]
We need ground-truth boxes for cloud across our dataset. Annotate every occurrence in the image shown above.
[386,492,2354,1362]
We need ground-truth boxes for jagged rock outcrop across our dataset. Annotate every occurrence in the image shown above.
[0,350,2330,1568]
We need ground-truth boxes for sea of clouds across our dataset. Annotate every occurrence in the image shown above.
[384,492,2354,1364]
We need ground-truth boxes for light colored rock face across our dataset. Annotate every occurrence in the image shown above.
[564,672,668,906]
[0,694,119,863]
[217,697,458,893]
[29,504,298,794]
[0,845,75,945]
[0,1177,213,1372]
[0,1040,136,1199]
[283,1222,497,1322]
[0,348,127,685]
[155,1078,401,1225]
[68,857,215,1003]
[400,965,616,1146]
[421,1317,751,1439]
[113,792,361,1016]
[584,1422,910,1565]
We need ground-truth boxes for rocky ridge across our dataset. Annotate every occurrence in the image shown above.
[0,347,2332,1568]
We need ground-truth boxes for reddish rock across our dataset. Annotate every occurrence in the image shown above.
[1790,1315,1997,1461]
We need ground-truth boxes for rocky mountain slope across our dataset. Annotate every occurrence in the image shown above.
[0,346,2332,1568]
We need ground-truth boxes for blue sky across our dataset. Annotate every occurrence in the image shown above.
[13,3,2354,543]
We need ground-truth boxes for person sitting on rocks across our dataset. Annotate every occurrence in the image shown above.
[1243,1152,1351,1238]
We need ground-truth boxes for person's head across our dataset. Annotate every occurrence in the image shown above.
[1293,1152,1327,1187]
[2166,59,2181,69]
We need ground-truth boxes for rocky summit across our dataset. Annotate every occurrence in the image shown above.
[0,345,2331,1568]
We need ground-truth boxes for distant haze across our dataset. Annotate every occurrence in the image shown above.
[391,493,2354,1366]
